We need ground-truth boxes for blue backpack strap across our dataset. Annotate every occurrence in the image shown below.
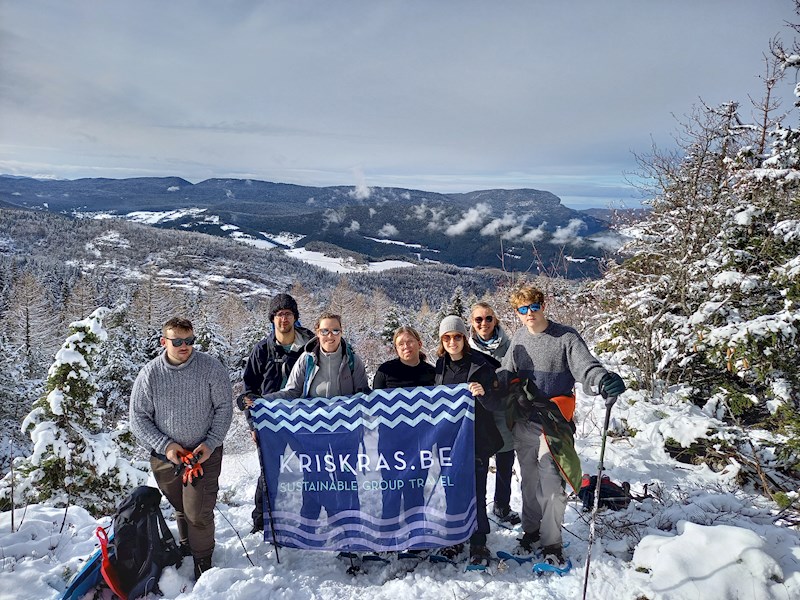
[303,354,314,397]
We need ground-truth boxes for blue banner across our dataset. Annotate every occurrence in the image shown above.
[251,384,476,552]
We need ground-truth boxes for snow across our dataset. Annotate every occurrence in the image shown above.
[2,386,799,600]
[125,208,207,224]
[284,248,415,273]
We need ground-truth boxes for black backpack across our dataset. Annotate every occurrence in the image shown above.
[578,474,631,511]
[108,486,183,599]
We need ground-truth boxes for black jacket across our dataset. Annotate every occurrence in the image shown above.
[373,358,436,390]
[435,350,503,459]
[242,325,315,396]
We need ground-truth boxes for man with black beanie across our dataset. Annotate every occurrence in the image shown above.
[240,293,314,533]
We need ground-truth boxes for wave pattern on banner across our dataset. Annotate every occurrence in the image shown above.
[251,385,474,433]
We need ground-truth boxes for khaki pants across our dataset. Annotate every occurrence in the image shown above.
[151,446,223,560]
[512,421,568,548]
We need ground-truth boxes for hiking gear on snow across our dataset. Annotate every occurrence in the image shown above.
[578,474,631,511]
[582,402,614,600]
[598,372,625,403]
[437,543,464,560]
[104,486,183,600]
[193,555,212,580]
[516,531,541,554]
[533,552,572,576]
[268,293,300,322]
[493,504,521,525]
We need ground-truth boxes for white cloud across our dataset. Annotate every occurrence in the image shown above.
[349,167,372,200]
[368,208,377,218]
[378,223,399,237]
[551,218,587,244]
[480,212,517,236]
[344,220,360,234]
[167,185,180,192]
[521,223,548,242]
[445,203,492,237]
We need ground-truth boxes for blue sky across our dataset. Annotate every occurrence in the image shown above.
[1,0,797,208]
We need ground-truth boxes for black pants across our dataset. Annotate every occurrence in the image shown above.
[470,455,490,547]
[252,475,265,528]
[493,449,516,509]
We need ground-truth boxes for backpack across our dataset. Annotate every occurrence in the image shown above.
[101,486,183,600]
[578,474,631,511]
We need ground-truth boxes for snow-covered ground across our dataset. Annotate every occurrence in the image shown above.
[1,387,799,600]
[283,248,415,273]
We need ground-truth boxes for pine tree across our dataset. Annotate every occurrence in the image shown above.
[381,305,402,345]
[0,308,148,516]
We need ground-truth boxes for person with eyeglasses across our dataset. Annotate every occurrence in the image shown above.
[239,293,315,534]
[130,317,233,580]
[468,302,521,528]
[372,326,436,542]
[434,315,503,567]
[497,286,626,570]
[251,312,370,534]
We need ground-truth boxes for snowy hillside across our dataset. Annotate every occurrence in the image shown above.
[2,384,798,600]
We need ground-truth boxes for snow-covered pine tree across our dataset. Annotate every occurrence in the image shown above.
[0,308,148,516]
[381,305,402,345]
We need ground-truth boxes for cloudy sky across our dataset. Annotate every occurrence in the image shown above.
[1,1,798,208]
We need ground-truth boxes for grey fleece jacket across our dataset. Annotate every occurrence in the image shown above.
[497,320,608,398]
[130,350,233,455]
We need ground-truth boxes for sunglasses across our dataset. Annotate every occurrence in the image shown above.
[166,336,196,347]
[441,333,464,343]
[318,328,342,337]
[517,303,542,315]
[473,315,494,324]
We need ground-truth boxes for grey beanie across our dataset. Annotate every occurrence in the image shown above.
[439,315,468,338]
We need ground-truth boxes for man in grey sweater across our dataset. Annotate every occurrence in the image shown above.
[497,286,625,570]
[130,317,233,579]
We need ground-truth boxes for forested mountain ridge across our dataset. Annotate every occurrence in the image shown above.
[0,175,620,277]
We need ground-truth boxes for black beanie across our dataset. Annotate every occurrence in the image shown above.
[269,293,299,322]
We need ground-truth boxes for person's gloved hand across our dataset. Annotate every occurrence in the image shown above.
[599,372,626,406]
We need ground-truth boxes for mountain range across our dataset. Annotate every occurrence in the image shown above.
[0,175,627,277]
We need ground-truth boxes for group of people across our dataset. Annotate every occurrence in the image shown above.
[129,286,626,577]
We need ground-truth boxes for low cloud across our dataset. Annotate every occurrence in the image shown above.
[445,203,492,237]
[521,223,548,243]
[551,218,586,244]
[480,212,517,236]
[344,220,360,234]
[349,167,372,200]
[378,223,399,237]
[368,208,377,218]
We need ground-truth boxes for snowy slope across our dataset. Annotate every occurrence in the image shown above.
[1,387,799,600]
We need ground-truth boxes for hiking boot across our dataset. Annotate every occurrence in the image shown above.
[515,531,540,555]
[250,521,264,535]
[493,504,522,525]
[540,544,568,569]
[469,544,491,566]
[179,542,192,557]
[193,556,212,580]
[438,543,464,559]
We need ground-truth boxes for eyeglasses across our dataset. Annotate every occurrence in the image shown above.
[166,336,196,347]
[318,328,341,337]
[274,310,294,319]
[441,333,464,343]
[473,315,494,324]
[517,303,542,315]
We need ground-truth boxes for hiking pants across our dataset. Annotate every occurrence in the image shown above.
[493,449,515,509]
[512,421,567,548]
[151,445,223,560]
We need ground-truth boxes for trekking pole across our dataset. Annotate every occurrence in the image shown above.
[581,399,614,600]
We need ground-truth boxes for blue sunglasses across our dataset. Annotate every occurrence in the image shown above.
[517,303,542,315]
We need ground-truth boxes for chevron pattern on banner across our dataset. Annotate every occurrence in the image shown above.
[253,384,477,551]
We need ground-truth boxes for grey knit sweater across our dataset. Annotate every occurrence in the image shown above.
[130,350,233,455]
[497,320,608,398]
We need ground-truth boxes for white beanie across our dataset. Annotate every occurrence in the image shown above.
[438,315,468,338]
